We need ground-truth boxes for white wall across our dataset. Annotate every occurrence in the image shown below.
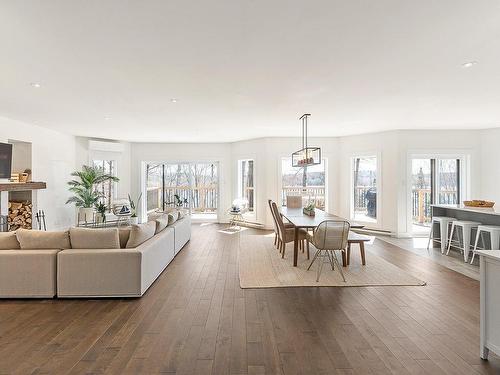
[479,128,500,205]
[0,116,76,230]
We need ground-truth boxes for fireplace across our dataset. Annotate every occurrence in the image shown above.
[0,182,46,231]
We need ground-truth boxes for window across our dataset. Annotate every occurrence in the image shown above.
[146,162,219,220]
[92,160,116,212]
[281,157,326,209]
[238,159,254,212]
[411,157,460,229]
[352,156,377,222]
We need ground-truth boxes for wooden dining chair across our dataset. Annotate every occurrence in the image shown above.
[268,199,294,252]
[286,195,302,208]
[271,201,309,259]
[306,220,350,282]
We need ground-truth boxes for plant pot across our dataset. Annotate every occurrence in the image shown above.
[95,213,105,224]
[130,216,139,225]
[79,207,95,222]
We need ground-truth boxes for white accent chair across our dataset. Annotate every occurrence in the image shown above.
[446,220,481,262]
[306,220,350,282]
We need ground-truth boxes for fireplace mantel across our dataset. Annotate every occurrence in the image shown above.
[0,182,47,192]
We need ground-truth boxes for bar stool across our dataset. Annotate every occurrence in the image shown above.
[446,220,481,262]
[427,216,455,254]
[470,225,500,264]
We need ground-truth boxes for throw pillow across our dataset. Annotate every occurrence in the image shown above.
[167,212,178,225]
[69,227,120,249]
[155,214,169,234]
[0,232,20,250]
[126,221,156,248]
[16,229,71,250]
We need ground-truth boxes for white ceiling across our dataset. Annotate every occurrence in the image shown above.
[1,1,500,142]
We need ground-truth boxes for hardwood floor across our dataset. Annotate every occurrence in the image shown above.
[1,223,499,375]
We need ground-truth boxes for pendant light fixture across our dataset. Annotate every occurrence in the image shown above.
[292,113,321,167]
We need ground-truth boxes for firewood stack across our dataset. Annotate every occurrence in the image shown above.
[8,201,32,230]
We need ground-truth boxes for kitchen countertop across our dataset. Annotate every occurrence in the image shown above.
[432,204,500,216]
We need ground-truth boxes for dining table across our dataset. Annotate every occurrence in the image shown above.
[280,207,367,267]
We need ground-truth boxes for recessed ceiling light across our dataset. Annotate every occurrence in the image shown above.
[30,82,41,88]
[462,61,478,68]
[170,98,178,103]
[104,116,112,121]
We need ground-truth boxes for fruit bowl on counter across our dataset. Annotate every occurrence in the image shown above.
[463,200,495,208]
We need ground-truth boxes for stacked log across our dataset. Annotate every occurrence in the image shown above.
[8,201,32,230]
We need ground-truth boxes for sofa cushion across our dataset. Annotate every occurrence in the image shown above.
[148,211,164,221]
[118,227,131,248]
[155,214,169,234]
[0,232,20,250]
[16,229,71,250]
[126,221,156,248]
[167,212,178,225]
[69,227,120,249]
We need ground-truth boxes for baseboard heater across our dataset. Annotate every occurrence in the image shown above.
[352,227,393,237]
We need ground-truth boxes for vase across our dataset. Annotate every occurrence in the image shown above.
[130,217,139,225]
[79,207,95,222]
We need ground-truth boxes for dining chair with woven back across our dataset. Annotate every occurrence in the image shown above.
[271,201,309,259]
[307,220,350,282]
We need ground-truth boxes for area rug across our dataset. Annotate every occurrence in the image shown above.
[238,234,426,288]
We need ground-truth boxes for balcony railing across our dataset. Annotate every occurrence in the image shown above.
[412,188,457,224]
[147,185,218,213]
[282,186,325,209]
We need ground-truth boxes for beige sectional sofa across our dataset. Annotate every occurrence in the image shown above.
[0,213,191,298]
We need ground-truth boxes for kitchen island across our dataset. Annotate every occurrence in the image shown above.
[431,204,500,226]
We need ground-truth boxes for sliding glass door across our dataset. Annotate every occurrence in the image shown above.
[146,162,219,220]
[411,157,460,231]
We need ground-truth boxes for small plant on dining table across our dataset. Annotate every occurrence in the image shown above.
[303,201,316,216]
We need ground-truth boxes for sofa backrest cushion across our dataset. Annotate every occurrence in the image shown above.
[16,229,71,250]
[118,227,131,248]
[0,232,20,250]
[126,221,156,248]
[69,227,121,249]
[154,214,169,234]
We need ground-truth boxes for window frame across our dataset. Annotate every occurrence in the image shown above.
[91,159,117,212]
[349,153,381,225]
[237,159,256,217]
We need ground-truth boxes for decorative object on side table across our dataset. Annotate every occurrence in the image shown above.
[95,202,107,224]
[303,201,316,216]
[128,193,142,224]
[66,164,120,223]
[463,200,495,208]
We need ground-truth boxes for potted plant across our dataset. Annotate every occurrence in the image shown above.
[66,165,119,222]
[95,202,107,224]
[128,193,142,224]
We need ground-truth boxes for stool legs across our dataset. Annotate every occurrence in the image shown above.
[439,221,450,254]
[471,230,481,264]
[446,223,455,255]
[426,223,433,254]
[462,228,472,262]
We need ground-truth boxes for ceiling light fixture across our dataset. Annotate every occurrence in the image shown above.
[462,61,478,68]
[30,82,41,88]
[104,116,112,121]
[291,114,321,168]
[170,98,178,103]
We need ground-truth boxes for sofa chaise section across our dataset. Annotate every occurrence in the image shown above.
[57,226,176,297]
[172,215,191,254]
[0,249,59,298]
